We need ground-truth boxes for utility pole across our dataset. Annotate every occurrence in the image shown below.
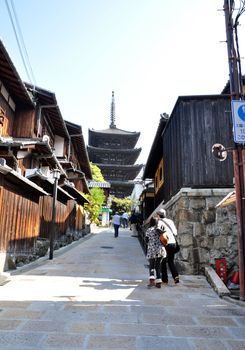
[223,0,245,301]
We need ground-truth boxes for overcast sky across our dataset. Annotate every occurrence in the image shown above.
[1,0,245,164]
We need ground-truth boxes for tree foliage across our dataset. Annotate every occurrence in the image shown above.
[90,162,105,182]
[84,187,105,224]
[83,163,105,224]
[110,196,132,214]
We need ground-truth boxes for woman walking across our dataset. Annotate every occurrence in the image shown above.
[145,217,166,288]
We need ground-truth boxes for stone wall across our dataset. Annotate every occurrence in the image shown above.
[164,188,238,276]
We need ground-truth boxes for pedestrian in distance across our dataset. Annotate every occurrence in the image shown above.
[121,212,129,228]
[129,210,138,237]
[112,212,121,238]
[156,208,180,285]
[145,216,166,288]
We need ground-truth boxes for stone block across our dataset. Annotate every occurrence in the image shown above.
[180,234,193,247]
[206,197,221,209]
[213,236,227,250]
[190,198,205,209]
[193,222,205,237]
[202,209,216,224]
[178,222,193,235]
[177,196,189,209]
[176,208,189,221]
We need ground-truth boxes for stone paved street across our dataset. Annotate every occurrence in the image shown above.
[0,227,244,350]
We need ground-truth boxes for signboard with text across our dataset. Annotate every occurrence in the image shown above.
[231,100,245,143]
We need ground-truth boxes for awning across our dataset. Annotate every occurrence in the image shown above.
[61,183,89,205]
[26,172,74,204]
[0,164,49,196]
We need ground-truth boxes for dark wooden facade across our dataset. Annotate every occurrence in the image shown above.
[0,39,91,270]
[143,95,234,213]
[0,168,47,253]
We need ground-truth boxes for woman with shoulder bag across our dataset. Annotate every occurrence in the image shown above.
[156,209,180,285]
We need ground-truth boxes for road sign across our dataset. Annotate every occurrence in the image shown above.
[231,100,245,143]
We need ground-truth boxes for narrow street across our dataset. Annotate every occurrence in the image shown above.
[0,227,244,350]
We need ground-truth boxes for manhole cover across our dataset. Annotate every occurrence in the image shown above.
[100,246,114,249]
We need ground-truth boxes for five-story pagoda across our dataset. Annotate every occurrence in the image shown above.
[87,91,143,198]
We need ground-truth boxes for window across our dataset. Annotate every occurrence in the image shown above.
[154,159,164,194]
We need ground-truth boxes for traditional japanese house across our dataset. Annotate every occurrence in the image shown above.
[22,85,92,240]
[142,94,238,275]
[0,40,48,277]
[0,40,91,276]
[87,91,143,198]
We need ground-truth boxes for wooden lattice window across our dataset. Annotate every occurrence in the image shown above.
[154,159,164,194]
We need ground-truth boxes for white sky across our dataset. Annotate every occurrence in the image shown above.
[0,0,245,164]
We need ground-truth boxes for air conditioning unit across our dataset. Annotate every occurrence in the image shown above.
[0,157,6,166]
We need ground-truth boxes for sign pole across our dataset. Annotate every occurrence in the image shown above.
[224,0,245,301]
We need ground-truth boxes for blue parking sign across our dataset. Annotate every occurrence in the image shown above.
[231,100,245,143]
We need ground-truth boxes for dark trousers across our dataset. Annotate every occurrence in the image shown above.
[114,224,120,237]
[161,243,179,282]
[149,257,161,280]
[122,218,128,228]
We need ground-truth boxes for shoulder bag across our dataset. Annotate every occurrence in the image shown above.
[162,219,180,253]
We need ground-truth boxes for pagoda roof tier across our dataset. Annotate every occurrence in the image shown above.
[88,128,140,149]
[87,145,141,165]
[95,163,143,181]
[109,181,135,198]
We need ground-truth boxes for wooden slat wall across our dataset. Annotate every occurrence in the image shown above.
[0,185,40,253]
[39,197,77,240]
[0,95,14,136]
[158,97,234,204]
[13,109,36,138]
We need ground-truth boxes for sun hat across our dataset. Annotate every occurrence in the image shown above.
[157,208,166,217]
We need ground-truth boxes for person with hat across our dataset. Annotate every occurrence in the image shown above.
[156,209,180,285]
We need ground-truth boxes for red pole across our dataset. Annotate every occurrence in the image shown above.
[233,148,245,300]
[224,0,245,301]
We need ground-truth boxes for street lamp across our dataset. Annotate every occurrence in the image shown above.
[49,168,60,260]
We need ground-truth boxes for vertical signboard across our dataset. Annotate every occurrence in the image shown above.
[231,100,245,143]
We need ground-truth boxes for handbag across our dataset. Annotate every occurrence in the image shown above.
[159,231,169,246]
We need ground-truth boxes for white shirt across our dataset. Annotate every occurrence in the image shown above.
[113,214,121,225]
[158,218,177,244]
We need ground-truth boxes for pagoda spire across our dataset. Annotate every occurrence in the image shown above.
[110,91,116,129]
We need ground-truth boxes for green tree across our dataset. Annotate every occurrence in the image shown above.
[84,163,105,224]
[110,196,132,214]
[84,187,105,224]
[90,162,105,182]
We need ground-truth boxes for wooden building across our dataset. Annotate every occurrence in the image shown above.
[143,95,234,207]
[87,91,143,198]
[141,94,237,274]
[0,40,91,276]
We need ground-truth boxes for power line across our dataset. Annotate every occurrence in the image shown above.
[5,0,36,86]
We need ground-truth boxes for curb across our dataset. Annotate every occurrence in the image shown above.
[204,266,231,297]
